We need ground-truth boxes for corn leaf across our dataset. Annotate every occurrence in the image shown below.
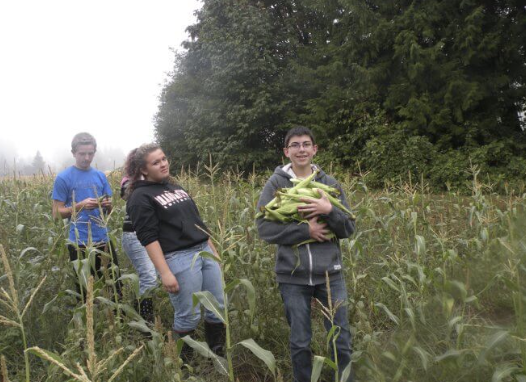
[311,355,325,382]
[375,303,400,325]
[238,339,276,377]
[192,291,225,323]
[181,336,228,375]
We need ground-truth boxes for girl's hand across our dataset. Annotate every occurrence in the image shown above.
[160,272,179,293]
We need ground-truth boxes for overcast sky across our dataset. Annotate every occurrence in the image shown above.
[0,0,201,167]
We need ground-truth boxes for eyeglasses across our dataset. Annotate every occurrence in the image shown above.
[287,141,313,150]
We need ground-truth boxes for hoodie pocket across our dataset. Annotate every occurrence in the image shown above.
[312,246,341,275]
[276,247,308,275]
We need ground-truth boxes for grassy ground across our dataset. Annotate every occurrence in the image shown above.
[0,166,525,381]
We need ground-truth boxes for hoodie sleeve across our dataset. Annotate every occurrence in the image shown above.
[256,176,311,245]
[321,181,355,239]
[128,192,160,247]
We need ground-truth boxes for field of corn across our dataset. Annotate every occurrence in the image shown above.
[1,164,525,382]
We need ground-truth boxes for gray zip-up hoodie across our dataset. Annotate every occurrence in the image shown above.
[256,165,355,285]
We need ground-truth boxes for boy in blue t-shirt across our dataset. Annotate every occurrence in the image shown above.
[52,132,121,300]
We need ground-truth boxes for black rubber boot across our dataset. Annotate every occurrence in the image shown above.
[173,330,196,364]
[204,321,226,357]
[139,298,154,325]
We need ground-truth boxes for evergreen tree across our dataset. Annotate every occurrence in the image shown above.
[332,0,526,186]
[156,0,526,188]
[344,0,526,146]
[156,0,299,170]
[31,151,46,175]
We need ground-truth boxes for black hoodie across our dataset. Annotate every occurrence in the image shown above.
[127,180,209,254]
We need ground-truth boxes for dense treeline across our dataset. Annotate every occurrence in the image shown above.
[155,0,526,189]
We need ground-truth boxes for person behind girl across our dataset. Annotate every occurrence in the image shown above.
[120,150,158,324]
[125,143,225,359]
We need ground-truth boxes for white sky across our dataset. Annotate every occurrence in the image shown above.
[0,0,201,165]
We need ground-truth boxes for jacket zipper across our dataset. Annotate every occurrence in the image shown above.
[307,243,314,286]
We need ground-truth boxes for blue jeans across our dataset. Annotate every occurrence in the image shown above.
[279,277,352,382]
[165,241,225,332]
[122,232,158,296]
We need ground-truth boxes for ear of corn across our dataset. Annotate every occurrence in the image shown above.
[325,193,355,219]
[289,170,318,190]
[293,188,320,198]
[265,208,289,222]
[274,202,308,216]
[290,178,340,195]
[258,171,356,232]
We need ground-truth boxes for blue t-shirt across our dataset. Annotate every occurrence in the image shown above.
[52,166,112,245]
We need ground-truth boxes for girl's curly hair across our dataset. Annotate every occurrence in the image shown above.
[123,143,161,198]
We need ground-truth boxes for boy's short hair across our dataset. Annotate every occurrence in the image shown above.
[71,132,97,153]
[284,126,316,148]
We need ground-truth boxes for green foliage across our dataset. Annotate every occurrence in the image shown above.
[155,0,526,190]
[1,168,526,381]
[430,140,526,192]
[155,0,294,171]
[359,125,437,187]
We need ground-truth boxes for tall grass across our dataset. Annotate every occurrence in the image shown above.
[0,244,47,382]
[0,168,525,381]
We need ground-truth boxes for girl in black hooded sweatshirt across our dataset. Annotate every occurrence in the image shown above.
[125,143,225,359]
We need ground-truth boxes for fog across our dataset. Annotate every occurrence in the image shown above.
[1,0,201,175]
[0,139,126,176]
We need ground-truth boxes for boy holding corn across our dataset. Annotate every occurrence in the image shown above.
[256,126,355,382]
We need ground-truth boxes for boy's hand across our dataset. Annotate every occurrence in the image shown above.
[298,189,333,218]
[307,217,330,242]
[77,197,99,210]
[101,197,112,209]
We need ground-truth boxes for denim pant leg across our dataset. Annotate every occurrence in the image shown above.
[279,283,314,382]
[314,277,353,382]
[166,250,203,332]
[165,243,225,332]
[201,244,225,324]
[121,232,157,296]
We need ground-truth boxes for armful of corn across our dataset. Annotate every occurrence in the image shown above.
[256,170,356,223]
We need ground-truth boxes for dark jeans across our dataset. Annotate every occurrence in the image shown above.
[279,277,352,382]
[67,241,122,302]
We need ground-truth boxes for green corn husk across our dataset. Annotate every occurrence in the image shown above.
[265,208,289,222]
[274,201,308,216]
[288,170,318,192]
[276,192,312,202]
[293,188,320,198]
[325,193,355,219]
[258,170,356,223]
[290,178,340,195]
